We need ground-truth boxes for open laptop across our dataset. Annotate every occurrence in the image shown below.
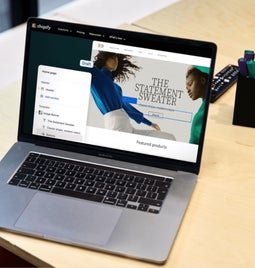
[0,18,216,263]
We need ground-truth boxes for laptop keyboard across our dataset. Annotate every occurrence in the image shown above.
[8,152,173,214]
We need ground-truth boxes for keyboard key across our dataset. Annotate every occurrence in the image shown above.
[126,182,136,188]
[125,187,136,195]
[52,187,103,203]
[128,195,138,202]
[124,175,135,181]
[66,183,76,190]
[74,165,84,172]
[94,169,104,175]
[76,172,86,179]
[45,179,56,186]
[103,197,117,205]
[35,170,45,177]
[105,178,115,184]
[104,171,114,178]
[55,181,66,188]
[84,167,94,173]
[64,177,75,183]
[45,160,56,167]
[148,208,160,214]
[39,184,52,192]
[116,180,125,186]
[21,162,37,169]
[13,173,26,180]
[66,170,76,176]
[17,167,35,175]
[84,180,95,187]
[56,169,65,174]
[76,185,86,192]
[35,177,46,184]
[65,164,74,170]
[138,204,149,212]
[134,177,144,183]
[147,185,157,192]
[26,175,36,182]
[37,165,46,171]
[74,178,85,185]
[95,182,105,188]
[25,154,38,162]
[144,178,155,185]
[97,189,107,196]
[8,178,21,185]
[146,192,157,199]
[35,158,46,165]
[136,190,146,197]
[138,197,162,207]
[115,186,125,192]
[86,187,97,194]
[55,174,65,181]
[29,182,40,189]
[46,167,56,173]
[155,181,171,189]
[19,181,30,187]
[114,173,124,179]
[106,191,118,198]
[44,173,55,179]
[127,204,137,210]
[85,174,96,180]
[95,176,106,182]
[136,184,146,190]
[116,200,127,207]
[105,184,115,191]
[117,193,128,200]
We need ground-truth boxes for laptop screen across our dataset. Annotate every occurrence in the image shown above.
[19,18,216,172]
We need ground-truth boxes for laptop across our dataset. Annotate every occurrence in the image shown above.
[0,17,216,263]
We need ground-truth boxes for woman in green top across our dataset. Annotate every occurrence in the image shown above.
[186,66,209,144]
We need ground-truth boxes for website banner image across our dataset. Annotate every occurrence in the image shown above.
[84,43,210,162]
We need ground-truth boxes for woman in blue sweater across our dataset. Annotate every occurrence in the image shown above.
[90,51,175,140]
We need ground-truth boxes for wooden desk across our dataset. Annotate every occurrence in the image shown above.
[134,0,255,65]
[1,1,255,267]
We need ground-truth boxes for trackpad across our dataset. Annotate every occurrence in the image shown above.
[15,193,122,246]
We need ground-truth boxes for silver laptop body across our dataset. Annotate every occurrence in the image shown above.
[0,18,216,263]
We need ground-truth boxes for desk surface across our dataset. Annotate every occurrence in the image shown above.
[134,0,255,63]
[1,0,255,267]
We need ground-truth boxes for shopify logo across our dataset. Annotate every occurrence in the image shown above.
[37,24,51,31]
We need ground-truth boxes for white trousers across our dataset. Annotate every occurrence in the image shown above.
[104,109,176,140]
